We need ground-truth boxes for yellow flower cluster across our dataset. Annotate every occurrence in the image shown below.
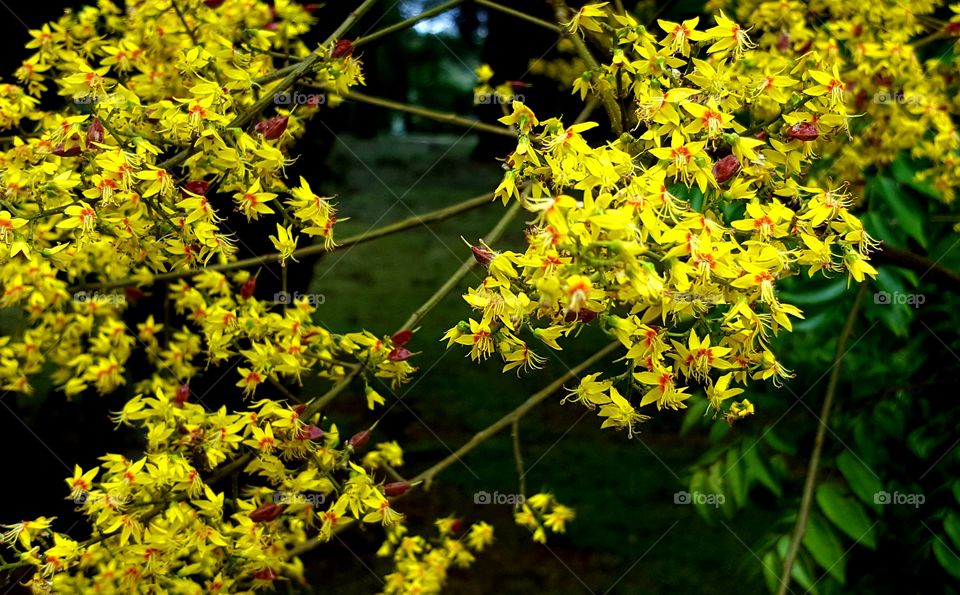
[514,492,576,543]
[449,6,892,434]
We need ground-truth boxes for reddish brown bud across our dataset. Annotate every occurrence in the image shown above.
[249,502,286,523]
[253,568,278,581]
[123,286,145,302]
[786,122,819,141]
[391,329,413,347]
[506,80,531,88]
[383,482,411,497]
[254,115,288,140]
[388,347,413,362]
[565,309,597,323]
[240,276,257,299]
[292,404,307,416]
[52,144,82,157]
[712,154,741,184]
[755,130,768,141]
[174,384,190,407]
[332,39,354,59]
[776,31,790,52]
[264,22,278,31]
[298,424,325,441]
[183,180,210,196]
[347,429,371,450]
[303,3,323,13]
[450,518,463,533]
[203,0,225,7]
[87,118,105,144]
[471,245,494,267]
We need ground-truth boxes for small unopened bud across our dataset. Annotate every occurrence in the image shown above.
[87,118,105,144]
[388,347,413,361]
[123,286,145,302]
[203,0,225,7]
[471,245,494,267]
[254,115,288,140]
[253,568,278,581]
[712,154,741,184]
[249,502,286,523]
[332,39,354,59]
[391,329,413,347]
[183,180,210,196]
[786,122,819,141]
[383,482,412,497]
[52,144,82,157]
[298,424,325,440]
[174,384,190,407]
[348,429,372,450]
[240,276,257,299]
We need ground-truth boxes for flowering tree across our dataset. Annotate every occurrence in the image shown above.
[1,0,959,593]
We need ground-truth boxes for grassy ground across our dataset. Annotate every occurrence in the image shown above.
[301,132,776,594]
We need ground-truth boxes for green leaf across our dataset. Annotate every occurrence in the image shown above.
[724,448,747,508]
[891,153,941,200]
[679,398,709,435]
[945,514,960,550]
[933,539,960,579]
[803,513,847,583]
[871,175,928,248]
[778,278,846,306]
[836,451,883,511]
[815,484,877,549]
[743,440,782,497]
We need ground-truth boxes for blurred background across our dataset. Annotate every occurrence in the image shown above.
[2,1,960,593]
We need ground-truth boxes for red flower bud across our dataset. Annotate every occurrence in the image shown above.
[123,286,145,302]
[471,245,494,267]
[388,347,413,361]
[450,518,463,533]
[348,429,371,450]
[565,309,597,323]
[87,118,105,144]
[383,482,411,497]
[264,22,278,31]
[249,502,286,523]
[786,122,819,141]
[332,39,354,59]
[391,329,413,347]
[776,32,791,52]
[298,424,325,441]
[183,180,210,196]
[303,3,322,13]
[292,404,306,415]
[254,115,288,140]
[755,130,768,141]
[52,144,82,157]
[240,276,257,299]
[203,0,225,7]
[712,154,741,184]
[253,568,278,581]
[174,384,190,407]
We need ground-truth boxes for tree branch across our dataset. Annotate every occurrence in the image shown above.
[777,283,868,595]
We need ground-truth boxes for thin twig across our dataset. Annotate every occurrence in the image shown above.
[354,0,467,46]
[777,283,868,595]
[71,190,497,291]
[511,419,527,498]
[475,0,562,32]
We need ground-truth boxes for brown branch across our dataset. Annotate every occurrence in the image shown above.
[777,283,867,595]
[70,190,497,292]
[873,244,960,293]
